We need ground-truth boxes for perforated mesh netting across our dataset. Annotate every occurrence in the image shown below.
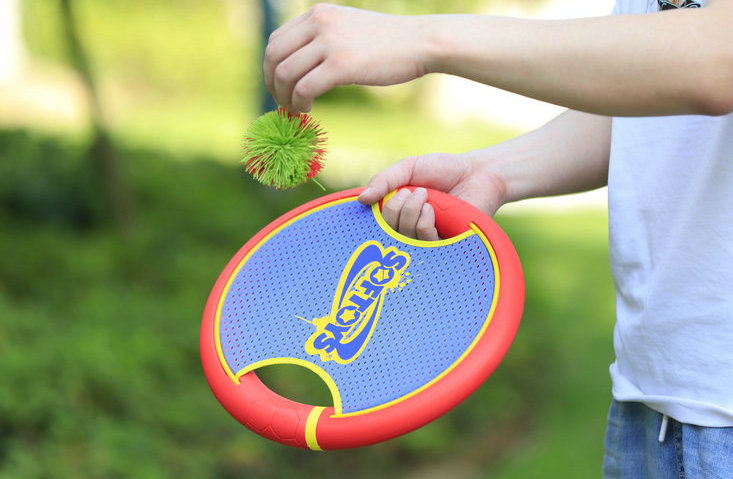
[219,200,495,414]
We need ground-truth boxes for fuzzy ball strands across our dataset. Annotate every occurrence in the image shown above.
[242,107,327,189]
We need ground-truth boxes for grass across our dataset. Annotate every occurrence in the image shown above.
[486,213,615,478]
[5,1,617,476]
[0,129,615,479]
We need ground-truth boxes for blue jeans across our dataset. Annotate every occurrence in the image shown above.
[603,400,733,478]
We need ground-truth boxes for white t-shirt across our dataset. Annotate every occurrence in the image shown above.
[609,0,733,426]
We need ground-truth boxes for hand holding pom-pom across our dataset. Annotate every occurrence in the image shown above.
[242,108,326,189]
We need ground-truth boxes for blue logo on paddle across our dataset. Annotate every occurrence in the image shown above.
[303,241,410,364]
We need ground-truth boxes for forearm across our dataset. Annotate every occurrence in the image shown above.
[265,3,731,115]
[480,110,611,204]
[358,109,611,232]
[423,2,732,116]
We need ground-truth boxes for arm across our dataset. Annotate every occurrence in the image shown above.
[358,110,611,239]
[265,1,733,116]
[484,110,611,204]
[425,3,732,116]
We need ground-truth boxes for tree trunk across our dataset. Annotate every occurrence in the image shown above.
[260,0,278,113]
[59,0,134,230]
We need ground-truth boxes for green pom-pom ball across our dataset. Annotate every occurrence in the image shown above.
[242,107,326,189]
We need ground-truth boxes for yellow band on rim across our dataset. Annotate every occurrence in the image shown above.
[305,407,325,451]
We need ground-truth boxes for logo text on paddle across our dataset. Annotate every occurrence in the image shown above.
[303,241,410,364]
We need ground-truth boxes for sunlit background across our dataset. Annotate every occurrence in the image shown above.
[1,1,616,478]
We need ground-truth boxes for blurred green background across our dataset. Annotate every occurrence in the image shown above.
[0,0,615,478]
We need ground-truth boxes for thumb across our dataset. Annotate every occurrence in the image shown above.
[358,156,417,205]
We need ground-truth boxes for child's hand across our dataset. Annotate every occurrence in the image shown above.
[358,152,507,240]
[263,3,431,114]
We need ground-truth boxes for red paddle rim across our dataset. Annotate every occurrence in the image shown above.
[200,187,524,449]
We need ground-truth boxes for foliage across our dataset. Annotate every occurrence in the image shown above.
[7,1,613,477]
[0,129,615,479]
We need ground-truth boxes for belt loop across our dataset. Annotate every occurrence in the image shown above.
[658,414,669,442]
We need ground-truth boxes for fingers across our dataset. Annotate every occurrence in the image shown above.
[264,23,317,111]
[264,4,343,113]
[416,203,440,241]
[398,187,428,239]
[381,188,440,241]
[292,62,344,113]
[357,157,439,240]
[358,157,417,205]
[265,3,424,113]
[381,188,410,230]
[272,43,326,113]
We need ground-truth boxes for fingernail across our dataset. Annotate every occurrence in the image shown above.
[358,187,373,202]
[414,187,427,198]
[395,188,411,200]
